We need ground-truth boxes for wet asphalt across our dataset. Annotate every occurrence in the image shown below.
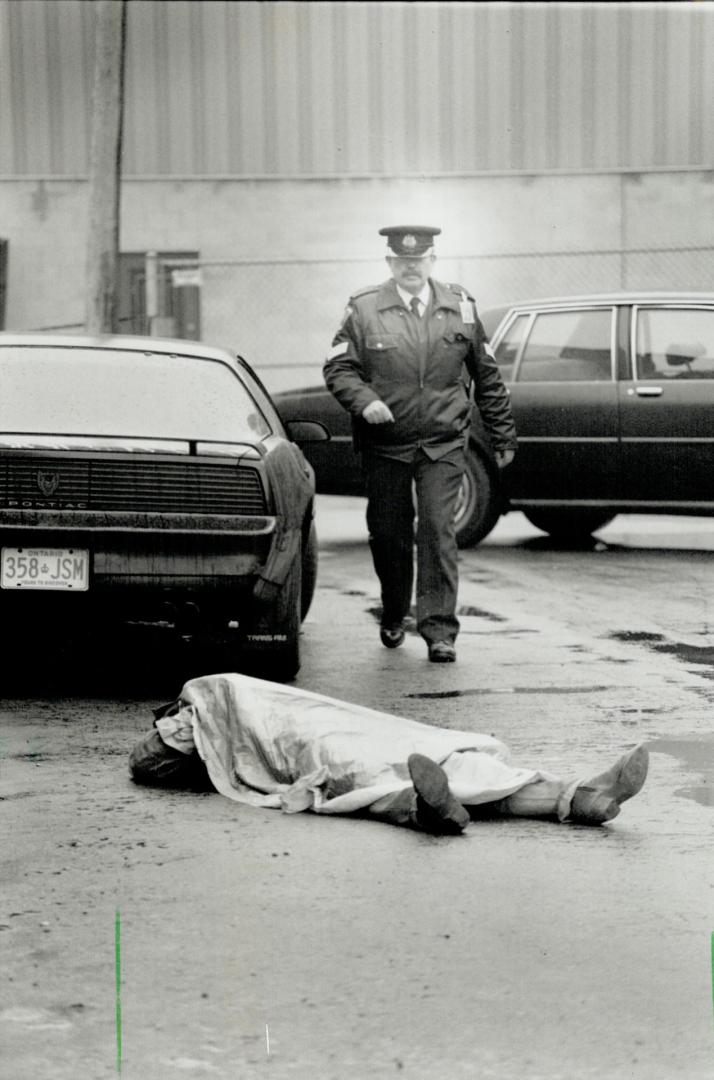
[1,502,713,1079]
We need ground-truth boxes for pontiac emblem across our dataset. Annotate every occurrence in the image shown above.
[402,234,417,249]
[37,470,60,496]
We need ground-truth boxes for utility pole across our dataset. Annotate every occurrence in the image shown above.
[85,0,127,335]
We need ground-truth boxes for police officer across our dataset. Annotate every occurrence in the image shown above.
[323,225,517,663]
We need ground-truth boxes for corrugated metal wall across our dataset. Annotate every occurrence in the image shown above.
[1,0,712,177]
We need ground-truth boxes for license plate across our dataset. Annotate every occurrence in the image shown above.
[0,547,89,591]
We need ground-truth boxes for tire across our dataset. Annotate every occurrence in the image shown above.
[523,509,616,539]
[454,448,502,549]
[241,544,302,681]
[301,521,318,621]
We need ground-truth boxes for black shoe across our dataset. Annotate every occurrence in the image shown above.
[407,753,469,834]
[428,640,456,663]
[380,624,405,649]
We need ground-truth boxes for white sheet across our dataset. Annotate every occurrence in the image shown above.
[156,673,542,815]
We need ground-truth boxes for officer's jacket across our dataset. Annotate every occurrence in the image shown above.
[324,277,517,460]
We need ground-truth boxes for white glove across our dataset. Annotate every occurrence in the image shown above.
[362,400,395,424]
[495,448,515,469]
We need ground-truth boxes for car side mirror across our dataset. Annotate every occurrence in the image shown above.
[285,419,331,444]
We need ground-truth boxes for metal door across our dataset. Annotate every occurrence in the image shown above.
[619,303,714,507]
[504,306,620,505]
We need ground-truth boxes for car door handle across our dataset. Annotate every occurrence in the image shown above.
[630,386,663,397]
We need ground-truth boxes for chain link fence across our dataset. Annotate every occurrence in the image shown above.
[198,246,714,394]
[31,244,713,395]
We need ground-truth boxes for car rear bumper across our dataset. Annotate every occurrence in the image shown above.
[0,508,276,536]
[0,509,276,603]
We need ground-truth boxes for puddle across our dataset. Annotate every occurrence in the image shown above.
[608,632,714,671]
[608,631,666,643]
[649,737,714,809]
[653,643,714,667]
[677,784,714,807]
[407,689,466,700]
[406,685,613,699]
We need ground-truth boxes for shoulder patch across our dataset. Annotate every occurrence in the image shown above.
[350,284,380,301]
[327,341,349,361]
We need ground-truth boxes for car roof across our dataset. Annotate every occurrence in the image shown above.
[490,291,714,312]
[0,331,239,365]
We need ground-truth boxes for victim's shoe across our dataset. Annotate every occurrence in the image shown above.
[407,753,469,834]
[569,743,650,825]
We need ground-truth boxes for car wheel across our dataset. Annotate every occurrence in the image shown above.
[523,509,616,539]
[241,545,302,681]
[454,448,501,549]
[301,521,318,621]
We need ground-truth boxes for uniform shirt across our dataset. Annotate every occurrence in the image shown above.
[324,277,517,463]
[395,281,431,317]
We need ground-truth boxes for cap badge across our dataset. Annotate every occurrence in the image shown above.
[402,234,417,250]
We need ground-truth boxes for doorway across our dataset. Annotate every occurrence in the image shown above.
[118,251,201,340]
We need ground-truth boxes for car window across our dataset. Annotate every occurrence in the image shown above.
[237,359,285,433]
[494,314,528,381]
[515,309,613,383]
[0,347,272,441]
[635,308,714,380]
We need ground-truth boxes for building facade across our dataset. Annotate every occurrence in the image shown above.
[1,0,713,390]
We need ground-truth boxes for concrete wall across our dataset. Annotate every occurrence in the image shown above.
[2,171,713,390]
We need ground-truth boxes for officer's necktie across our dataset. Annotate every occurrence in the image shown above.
[410,296,421,318]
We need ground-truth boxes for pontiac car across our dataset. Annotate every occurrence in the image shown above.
[0,334,327,679]
[275,292,714,545]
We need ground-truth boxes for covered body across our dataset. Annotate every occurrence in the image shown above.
[148,673,542,815]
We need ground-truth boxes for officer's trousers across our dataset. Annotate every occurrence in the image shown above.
[364,447,464,645]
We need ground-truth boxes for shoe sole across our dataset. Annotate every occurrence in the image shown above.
[380,629,405,649]
[407,753,469,832]
[573,744,650,824]
[428,645,456,662]
[613,744,649,803]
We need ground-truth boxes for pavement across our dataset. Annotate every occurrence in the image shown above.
[1,499,712,1080]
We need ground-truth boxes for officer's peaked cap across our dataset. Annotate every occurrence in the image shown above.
[379,225,441,257]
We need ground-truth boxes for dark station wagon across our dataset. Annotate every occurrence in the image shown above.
[0,334,328,679]
[275,292,714,545]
